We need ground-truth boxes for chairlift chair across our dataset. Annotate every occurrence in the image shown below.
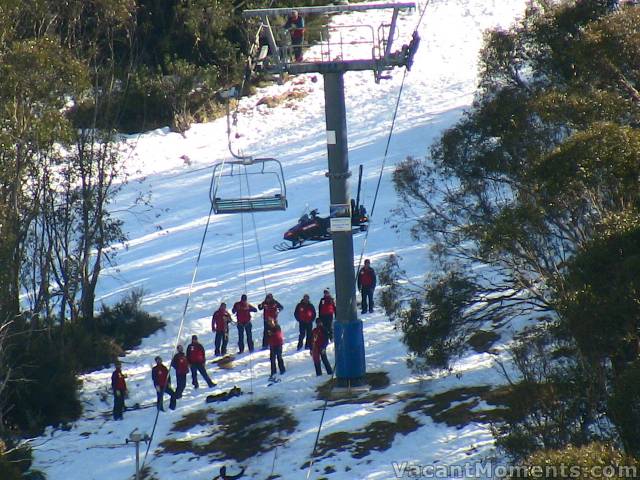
[210,157,288,214]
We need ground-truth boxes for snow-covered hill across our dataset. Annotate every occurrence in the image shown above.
[32,1,527,479]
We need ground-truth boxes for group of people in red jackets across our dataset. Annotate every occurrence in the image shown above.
[211,290,337,379]
[111,260,376,419]
[111,334,217,417]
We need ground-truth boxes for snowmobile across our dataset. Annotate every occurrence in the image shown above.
[274,166,369,252]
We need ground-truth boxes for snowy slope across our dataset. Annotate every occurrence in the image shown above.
[31,1,527,479]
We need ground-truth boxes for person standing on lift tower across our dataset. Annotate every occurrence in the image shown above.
[284,10,305,62]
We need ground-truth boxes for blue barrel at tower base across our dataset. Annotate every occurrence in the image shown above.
[334,320,366,385]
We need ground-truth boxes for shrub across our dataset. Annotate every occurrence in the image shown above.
[96,289,165,353]
[0,439,45,479]
[2,291,164,433]
[514,442,638,479]
[4,322,82,433]
[608,361,640,457]
[492,328,610,461]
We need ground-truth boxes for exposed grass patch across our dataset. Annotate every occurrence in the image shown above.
[402,388,489,428]
[402,384,530,429]
[204,400,297,461]
[316,371,390,401]
[365,371,391,390]
[160,399,297,463]
[140,465,159,480]
[467,330,500,353]
[313,392,391,410]
[170,407,215,432]
[158,438,194,454]
[312,414,421,461]
[483,382,552,423]
[256,88,309,108]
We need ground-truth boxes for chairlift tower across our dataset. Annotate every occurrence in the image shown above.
[243,2,419,386]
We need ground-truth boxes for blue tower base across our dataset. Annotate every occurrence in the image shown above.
[334,320,366,383]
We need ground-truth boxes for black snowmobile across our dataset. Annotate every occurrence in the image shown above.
[274,166,369,252]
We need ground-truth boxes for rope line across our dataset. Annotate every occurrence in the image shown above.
[243,172,269,297]
[141,144,231,470]
[141,198,217,469]
[239,166,256,396]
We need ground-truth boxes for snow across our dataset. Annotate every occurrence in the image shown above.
[31,1,528,479]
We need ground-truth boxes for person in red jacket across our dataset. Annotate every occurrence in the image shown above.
[357,258,377,314]
[186,335,216,388]
[258,293,283,349]
[171,344,189,399]
[232,294,258,353]
[318,289,336,342]
[212,303,233,356]
[283,10,305,62]
[266,318,286,378]
[111,361,127,420]
[294,294,316,351]
[311,318,333,376]
[152,356,177,411]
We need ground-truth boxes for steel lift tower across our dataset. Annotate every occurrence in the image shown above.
[243,2,419,387]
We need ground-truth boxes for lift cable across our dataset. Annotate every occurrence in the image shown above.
[140,151,231,470]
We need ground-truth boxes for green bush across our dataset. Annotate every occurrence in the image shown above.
[2,291,164,433]
[609,361,640,457]
[514,442,638,479]
[492,328,607,461]
[4,323,82,433]
[96,289,165,353]
[0,438,45,479]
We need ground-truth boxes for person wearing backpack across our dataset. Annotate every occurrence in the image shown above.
[311,318,333,376]
[318,289,336,342]
[171,344,189,399]
[294,294,316,350]
[212,303,233,356]
[267,318,286,379]
[186,335,216,389]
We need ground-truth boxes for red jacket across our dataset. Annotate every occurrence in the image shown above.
[311,325,329,362]
[171,352,189,375]
[284,15,305,41]
[357,266,376,289]
[295,301,316,324]
[318,296,336,318]
[232,301,257,325]
[268,328,284,348]
[259,299,283,320]
[152,364,170,388]
[186,342,206,364]
[111,369,127,392]
[212,309,232,332]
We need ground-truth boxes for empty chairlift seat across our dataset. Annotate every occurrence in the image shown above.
[210,158,288,214]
